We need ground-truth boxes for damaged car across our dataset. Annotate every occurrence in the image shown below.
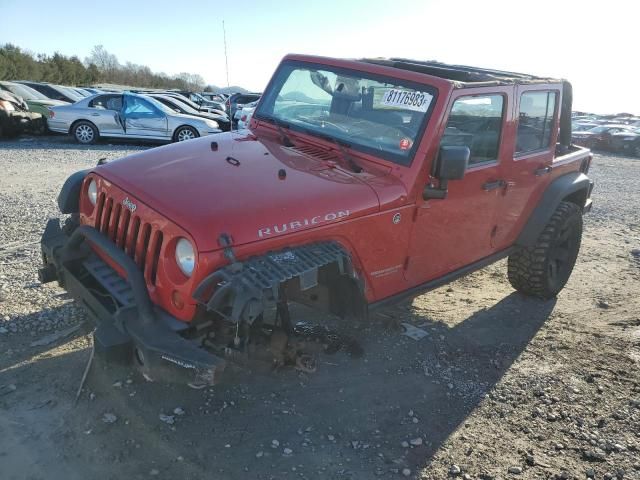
[39,55,593,387]
[47,92,222,144]
[0,90,44,138]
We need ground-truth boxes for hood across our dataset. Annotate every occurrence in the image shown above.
[95,131,381,251]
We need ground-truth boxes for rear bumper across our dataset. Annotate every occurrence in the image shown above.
[39,219,225,385]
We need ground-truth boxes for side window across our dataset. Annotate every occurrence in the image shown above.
[89,95,122,110]
[516,91,557,154]
[440,94,505,165]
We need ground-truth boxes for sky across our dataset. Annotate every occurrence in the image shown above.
[1,0,638,114]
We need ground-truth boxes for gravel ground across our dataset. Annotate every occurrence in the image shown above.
[0,135,639,480]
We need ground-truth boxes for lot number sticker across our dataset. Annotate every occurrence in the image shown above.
[381,89,433,112]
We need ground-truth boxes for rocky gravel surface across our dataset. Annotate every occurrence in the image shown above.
[0,136,639,480]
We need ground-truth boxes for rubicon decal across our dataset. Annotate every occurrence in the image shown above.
[258,210,350,238]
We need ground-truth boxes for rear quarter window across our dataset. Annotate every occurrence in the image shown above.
[516,91,557,155]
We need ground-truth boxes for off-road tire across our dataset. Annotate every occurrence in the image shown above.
[72,120,98,144]
[508,201,582,299]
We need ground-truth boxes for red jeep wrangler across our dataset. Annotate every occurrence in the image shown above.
[39,55,594,386]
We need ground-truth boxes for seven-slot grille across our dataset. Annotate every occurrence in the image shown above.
[93,192,163,285]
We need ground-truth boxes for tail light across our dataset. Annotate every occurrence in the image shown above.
[49,109,55,118]
[241,115,247,122]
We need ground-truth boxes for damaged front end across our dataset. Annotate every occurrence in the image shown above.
[39,219,226,386]
[0,91,44,138]
[40,180,366,386]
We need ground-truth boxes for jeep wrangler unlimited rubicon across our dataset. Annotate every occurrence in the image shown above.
[39,55,593,386]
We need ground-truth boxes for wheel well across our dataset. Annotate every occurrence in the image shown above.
[69,119,97,136]
[172,124,198,141]
[563,188,588,209]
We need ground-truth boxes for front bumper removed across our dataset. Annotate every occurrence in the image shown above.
[39,219,225,385]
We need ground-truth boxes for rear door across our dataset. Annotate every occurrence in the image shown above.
[87,94,124,135]
[491,85,561,249]
[122,94,169,138]
[406,87,513,285]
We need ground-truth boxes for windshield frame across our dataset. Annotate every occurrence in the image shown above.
[254,60,438,166]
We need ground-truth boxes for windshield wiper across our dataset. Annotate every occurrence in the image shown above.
[260,115,294,147]
[308,131,363,173]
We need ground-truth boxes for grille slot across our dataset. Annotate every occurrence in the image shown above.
[92,193,163,284]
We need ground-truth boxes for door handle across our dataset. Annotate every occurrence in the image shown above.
[91,113,100,116]
[482,180,506,191]
[534,166,552,176]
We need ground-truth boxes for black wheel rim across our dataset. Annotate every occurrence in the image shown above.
[548,221,578,287]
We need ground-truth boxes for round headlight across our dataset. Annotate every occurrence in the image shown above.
[87,179,97,206]
[175,238,195,277]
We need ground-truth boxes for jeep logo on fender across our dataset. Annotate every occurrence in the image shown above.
[258,210,350,238]
[122,197,137,213]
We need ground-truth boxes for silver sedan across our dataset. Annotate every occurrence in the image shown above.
[47,92,221,144]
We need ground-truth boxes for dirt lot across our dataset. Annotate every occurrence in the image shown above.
[0,136,639,480]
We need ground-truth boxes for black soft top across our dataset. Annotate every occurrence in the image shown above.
[361,58,562,87]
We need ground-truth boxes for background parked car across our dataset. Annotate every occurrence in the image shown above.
[0,81,68,117]
[173,91,226,111]
[610,127,640,157]
[571,124,634,150]
[0,90,44,138]
[146,93,230,131]
[16,81,83,103]
[48,92,221,144]
[233,99,258,129]
[160,92,226,116]
[227,92,261,117]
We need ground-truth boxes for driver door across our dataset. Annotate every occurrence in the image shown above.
[122,94,169,138]
[405,88,513,286]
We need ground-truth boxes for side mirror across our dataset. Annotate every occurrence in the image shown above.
[423,145,470,200]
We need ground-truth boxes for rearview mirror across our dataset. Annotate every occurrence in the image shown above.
[423,145,470,200]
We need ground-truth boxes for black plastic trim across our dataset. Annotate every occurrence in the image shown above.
[370,248,514,309]
[516,172,591,247]
[58,169,89,214]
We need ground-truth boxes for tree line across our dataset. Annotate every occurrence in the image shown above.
[0,44,206,91]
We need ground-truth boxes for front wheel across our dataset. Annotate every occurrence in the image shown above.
[73,121,98,144]
[507,201,583,299]
[174,126,199,142]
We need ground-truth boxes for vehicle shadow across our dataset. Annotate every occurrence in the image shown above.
[0,292,557,480]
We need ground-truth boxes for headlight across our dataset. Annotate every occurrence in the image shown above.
[175,238,195,277]
[0,100,15,112]
[205,120,219,129]
[87,179,98,206]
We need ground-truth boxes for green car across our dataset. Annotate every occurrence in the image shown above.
[0,81,69,119]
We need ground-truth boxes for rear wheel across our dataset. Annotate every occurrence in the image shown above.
[507,201,582,299]
[73,121,98,144]
[174,126,199,142]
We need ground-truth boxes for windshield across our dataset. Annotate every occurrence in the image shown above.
[141,95,174,114]
[588,126,607,133]
[170,95,201,110]
[55,85,82,101]
[168,97,198,114]
[1,82,49,101]
[255,61,436,165]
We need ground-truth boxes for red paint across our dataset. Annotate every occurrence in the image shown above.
[78,54,590,323]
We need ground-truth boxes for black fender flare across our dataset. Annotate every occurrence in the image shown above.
[516,171,591,247]
[58,169,90,214]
